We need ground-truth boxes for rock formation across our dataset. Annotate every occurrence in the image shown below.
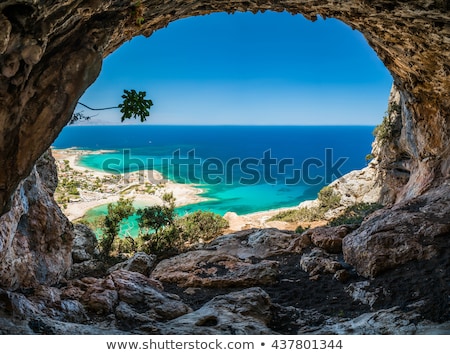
[0,150,73,290]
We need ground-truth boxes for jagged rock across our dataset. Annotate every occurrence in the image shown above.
[312,307,450,335]
[343,184,450,277]
[72,224,98,263]
[152,250,279,288]
[288,233,313,253]
[151,229,304,288]
[307,225,353,254]
[208,228,300,259]
[160,287,274,335]
[62,270,190,322]
[327,163,382,207]
[107,252,156,277]
[299,248,342,277]
[68,259,106,280]
[345,281,389,309]
[0,152,73,290]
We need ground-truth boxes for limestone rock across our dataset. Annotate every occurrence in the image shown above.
[312,307,450,335]
[327,163,382,207]
[299,248,342,277]
[307,225,353,254]
[63,270,191,322]
[160,287,274,335]
[343,184,450,277]
[152,249,279,288]
[345,281,389,309]
[208,228,300,259]
[72,224,98,263]
[107,252,156,277]
[151,229,307,287]
[68,259,106,280]
[0,152,73,290]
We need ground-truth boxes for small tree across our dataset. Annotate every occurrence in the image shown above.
[177,210,229,244]
[136,192,176,234]
[99,198,135,259]
[136,205,175,234]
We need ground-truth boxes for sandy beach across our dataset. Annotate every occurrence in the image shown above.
[52,148,207,221]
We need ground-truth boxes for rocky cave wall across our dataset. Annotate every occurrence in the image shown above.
[0,1,449,288]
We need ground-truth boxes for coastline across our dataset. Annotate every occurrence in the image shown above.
[52,148,207,221]
[52,148,323,231]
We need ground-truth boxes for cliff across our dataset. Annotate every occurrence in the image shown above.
[0,150,73,290]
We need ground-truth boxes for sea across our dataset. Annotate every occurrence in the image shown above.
[53,125,375,234]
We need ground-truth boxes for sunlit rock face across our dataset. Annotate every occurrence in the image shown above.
[0,1,449,282]
[0,151,73,290]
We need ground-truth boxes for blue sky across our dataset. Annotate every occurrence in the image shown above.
[76,11,393,125]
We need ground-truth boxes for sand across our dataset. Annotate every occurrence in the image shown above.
[52,148,206,221]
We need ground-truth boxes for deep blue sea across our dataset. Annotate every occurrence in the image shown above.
[53,125,374,218]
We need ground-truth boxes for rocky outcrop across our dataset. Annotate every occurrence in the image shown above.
[160,287,274,335]
[107,252,156,277]
[151,229,307,288]
[72,224,98,264]
[0,225,448,334]
[0,151,73,290]
[343,183,450,277]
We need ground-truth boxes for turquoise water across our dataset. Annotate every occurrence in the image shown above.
[54,125,375,236]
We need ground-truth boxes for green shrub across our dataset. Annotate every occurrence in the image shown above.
[295,225,310,234]
[328,202,383,227]
[270,186,341,223]
[136,207,228,256]
[317,186,341,210]
[177,210,229,244]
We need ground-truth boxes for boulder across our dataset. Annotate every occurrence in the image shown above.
[307,225,353,254]
[107,252,156,277]
[299,248,342,277]
[160,287,274,335]
[343,185,450,277]
[72,224,98,263]
[152,249,279,288]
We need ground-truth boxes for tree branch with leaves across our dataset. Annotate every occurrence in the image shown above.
[70,89,153,124]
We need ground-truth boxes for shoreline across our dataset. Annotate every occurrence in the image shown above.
[52,148,323,231]
[52,148,207,221]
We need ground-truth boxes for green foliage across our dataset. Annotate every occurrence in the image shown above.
[177,210,229,244]
[99,198,135,259]
[269,207,325,223]
[365,153,375,162]
[70,89,153,124]
[269,186,341,223]
[137,207,228,256]
[131,1,145,26]
[139,224,181,256]
[373,102,401,142]
[317,186,341,210]
[327,202,383,227]
[118,89,153,122]
[136,205,175,234]
[295,225,310,234]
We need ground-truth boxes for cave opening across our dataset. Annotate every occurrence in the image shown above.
[52,11,393,236]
